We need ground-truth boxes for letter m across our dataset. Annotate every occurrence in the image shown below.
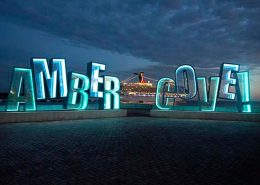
[31,58,68,99]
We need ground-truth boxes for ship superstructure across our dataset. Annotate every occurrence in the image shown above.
[120,72,186,103]
[120,72,158,103]
[121,72,156,95]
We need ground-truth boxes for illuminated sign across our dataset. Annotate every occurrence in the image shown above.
[156,63,251,112]
[5,59,120,112]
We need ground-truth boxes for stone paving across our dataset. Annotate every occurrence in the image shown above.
[0,117,259,185]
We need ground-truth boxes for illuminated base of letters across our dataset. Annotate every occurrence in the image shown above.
[150,110,260,122]
[0,109,127,124]
[0,106,259,124]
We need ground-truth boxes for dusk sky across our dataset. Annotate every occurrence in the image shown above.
[0,0,260,100]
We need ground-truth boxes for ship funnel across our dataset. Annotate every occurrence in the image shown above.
[133,72,145,83]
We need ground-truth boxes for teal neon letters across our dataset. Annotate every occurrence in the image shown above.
[66,73,90,110]
[197,77,220,111]
[6,68,36,111]
[219,63,239,100]
[155,78,175,110]
[102,76,120,109]
[88,62,105,98]
[4,60,120,112]
[236,71,251,113]
[176,65,197,99]
[32,58,68,99]
[156,64,251,112]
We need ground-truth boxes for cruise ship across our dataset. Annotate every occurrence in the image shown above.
[120,72,185,104]
[120,72,156,103]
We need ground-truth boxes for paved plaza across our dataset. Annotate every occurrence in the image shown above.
[0,117,259,185]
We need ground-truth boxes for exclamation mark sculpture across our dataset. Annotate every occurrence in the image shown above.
[236,71,251,113]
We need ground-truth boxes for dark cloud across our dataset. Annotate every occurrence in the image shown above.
[0,0,260,99]
[1,0,259,68]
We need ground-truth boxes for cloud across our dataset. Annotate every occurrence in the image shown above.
[0,0,260,99]
[0,0,259,68]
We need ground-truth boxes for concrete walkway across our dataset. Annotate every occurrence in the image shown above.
[0,117,260,185]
